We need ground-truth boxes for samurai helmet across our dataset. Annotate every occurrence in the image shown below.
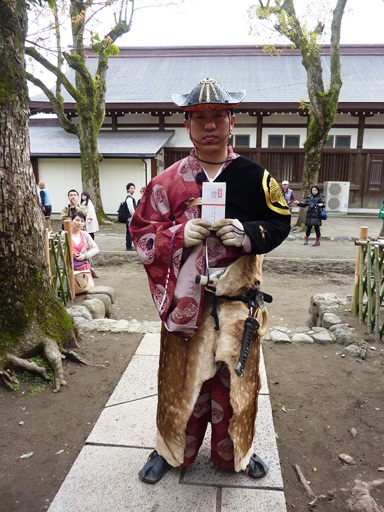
[172,78,246,111]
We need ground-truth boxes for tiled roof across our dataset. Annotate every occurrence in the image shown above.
[29,45,384,109]
[29,127,175,157]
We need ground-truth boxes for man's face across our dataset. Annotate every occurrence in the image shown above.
[68,191,79,205]
[184,109,235,148]
[282,184,288,191]
[128,186,135,195]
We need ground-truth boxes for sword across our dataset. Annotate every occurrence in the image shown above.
[234,291,269,378]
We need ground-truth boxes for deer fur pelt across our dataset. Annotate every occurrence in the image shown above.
[155,254,264,472]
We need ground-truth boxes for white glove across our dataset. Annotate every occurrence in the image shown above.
[212,218,245,247]
[184,218,212,247]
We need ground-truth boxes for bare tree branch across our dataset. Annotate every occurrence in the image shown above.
[25,46,81,102]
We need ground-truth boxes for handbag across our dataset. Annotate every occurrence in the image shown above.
[320,209,328,220]
[74,270,94,295]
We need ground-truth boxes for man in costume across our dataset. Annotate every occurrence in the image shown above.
[130,78,291,484]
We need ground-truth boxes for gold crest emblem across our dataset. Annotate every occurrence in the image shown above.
[262,172,290,215]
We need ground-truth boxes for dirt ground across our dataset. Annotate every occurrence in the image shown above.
[1,222,384,512]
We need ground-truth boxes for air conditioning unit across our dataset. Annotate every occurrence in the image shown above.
[324,181,350,213]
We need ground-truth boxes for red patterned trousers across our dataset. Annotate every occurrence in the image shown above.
[182,362,234,469]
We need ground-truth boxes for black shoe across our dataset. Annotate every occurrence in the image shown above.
[245,453,269,479]
[91,270,99,278]
[138,450,172,484]
[126,247,135,251]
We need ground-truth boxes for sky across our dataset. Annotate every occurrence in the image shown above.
[118,0,384,46]
[27,0,384,98]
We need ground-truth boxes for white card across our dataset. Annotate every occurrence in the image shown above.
[201,182,226,224]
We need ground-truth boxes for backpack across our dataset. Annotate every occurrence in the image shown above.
[117,195,130,223]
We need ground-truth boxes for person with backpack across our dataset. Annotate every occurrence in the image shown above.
[125,182,136,251]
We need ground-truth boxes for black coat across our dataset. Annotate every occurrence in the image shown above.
[297,193,325,227]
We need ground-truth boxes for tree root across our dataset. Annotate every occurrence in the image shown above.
[60,348,106,368]
[0,322,81,392]
[7,353,50,380]
[294,464,316,499]
[290,225,304,233]
[0,369,17,391]
[1,325,106,392]
[347,479,384,512]
[294,465,384,511]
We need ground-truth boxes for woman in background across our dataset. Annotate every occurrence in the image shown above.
[70,212,99,272]
[137,186,146,207]
[81,191,99,240]
[295,185,325,246]
[80,193,99,278]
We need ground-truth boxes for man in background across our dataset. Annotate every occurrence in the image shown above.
[125,182,136,251]
[61,189,87,228]
[281,180,295,212]
[38,181,52,229]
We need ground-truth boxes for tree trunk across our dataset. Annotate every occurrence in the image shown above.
[255,0,347,229]
[26,0,135,223]
[78,120,105,218]
[0,0,75,388]
[297,134,326,225]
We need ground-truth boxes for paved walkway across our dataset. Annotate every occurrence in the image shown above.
[48,334,286,512]
[47,214,381,512]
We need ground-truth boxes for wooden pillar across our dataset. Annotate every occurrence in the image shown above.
[357,114,365,149]
[151,158,157,179]
[256,115,263,148]
[111,114,118,132]
[159,113,165,131]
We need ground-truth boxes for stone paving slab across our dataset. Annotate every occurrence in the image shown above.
[87,394,158,447]
[221,488,287,512]
[135,332,160,355]
[48,333,287,512]
[106,354,158,406]
[48,446,218,512]
[183,395,283,489]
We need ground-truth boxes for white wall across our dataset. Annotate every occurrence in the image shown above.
[161,111,384,150]
[362,129,384,149]
[261,126,308,148]
[37,157,149,215]
[99,158,147,214]
[37,158,82,214]
[327,127,358,148]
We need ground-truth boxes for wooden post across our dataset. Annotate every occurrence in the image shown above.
[44,228,52,284]
[374,245,381,342]
[64,219,75,299]
[45,216,52,232]
[352,226,368,315]
[366,243,372,333]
